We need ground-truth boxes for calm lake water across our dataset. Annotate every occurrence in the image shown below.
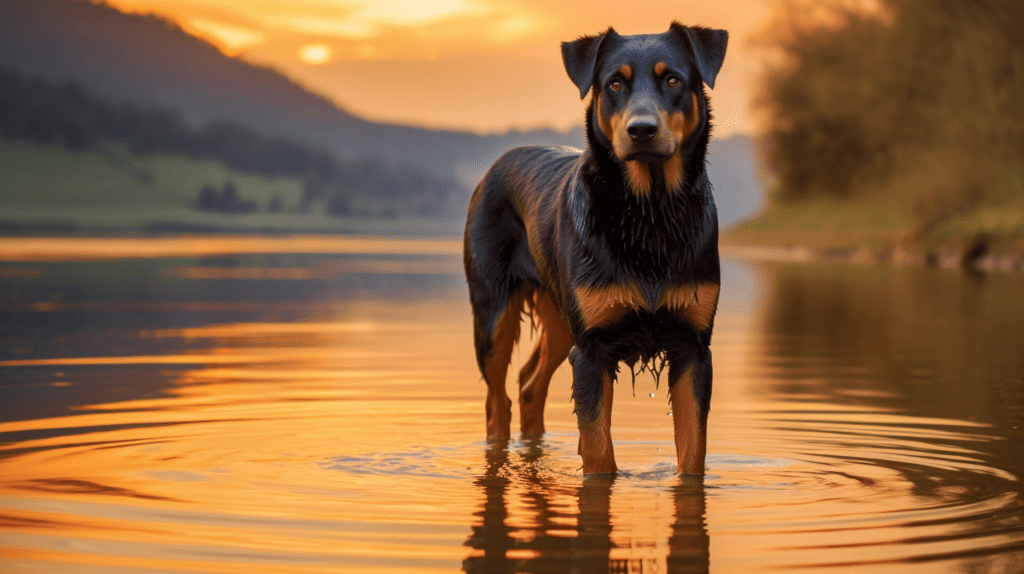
[1,236,1022,573]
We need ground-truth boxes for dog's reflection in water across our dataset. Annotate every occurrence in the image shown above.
[462,441,710,574]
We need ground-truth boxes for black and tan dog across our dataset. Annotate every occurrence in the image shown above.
[463,23,727,475]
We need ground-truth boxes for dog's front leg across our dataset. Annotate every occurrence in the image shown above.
[668,345,712,475]
[569,346,618,474]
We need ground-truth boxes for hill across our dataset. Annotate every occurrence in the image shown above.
[0,0,764,228]
[0,0,587,174]
[0,68,466,220]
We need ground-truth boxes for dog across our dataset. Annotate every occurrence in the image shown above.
[463,23,727,475]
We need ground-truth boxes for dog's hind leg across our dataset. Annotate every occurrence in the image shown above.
[518,291,572,438]
[471,288,527,441]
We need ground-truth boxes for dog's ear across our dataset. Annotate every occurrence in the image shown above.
[561,28,615,99]
[671,23,728,89]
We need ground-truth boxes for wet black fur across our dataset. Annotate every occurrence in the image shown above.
[464,23,727,427]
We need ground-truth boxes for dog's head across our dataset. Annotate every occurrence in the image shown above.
[562,23,727,196]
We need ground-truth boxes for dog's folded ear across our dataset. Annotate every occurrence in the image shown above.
[671,23,728,89]
[561,28,616,99]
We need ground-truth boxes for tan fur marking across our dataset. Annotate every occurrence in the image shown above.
[654,61,667,76]
[518,291,572,437]
[659,284,698,310]
[609,110,633,162]
[658,282,719,330]
[484,293,526,440]
[666,109,686,140]
[602,97,634,167]
[577,372,617,474]
[659,94,701,195]
[662,109,687,194]
[684,283,720,331]
[625,161,652,197]
[663,154,684,194]
[618,64,632,80]
[669,365,705,475]
[682,92,700,140]
[575,283,646,329]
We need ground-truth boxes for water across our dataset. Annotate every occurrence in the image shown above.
[1,237,1022,573]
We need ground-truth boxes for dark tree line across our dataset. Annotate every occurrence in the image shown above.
[0,67,466,217]
[761,0,1024,231]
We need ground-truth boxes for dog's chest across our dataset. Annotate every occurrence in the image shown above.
[573,280,718,332]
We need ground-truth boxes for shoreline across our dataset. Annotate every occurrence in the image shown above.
[1,226,1020,273]
[720,197,1024,274]
[720,238,1024,273]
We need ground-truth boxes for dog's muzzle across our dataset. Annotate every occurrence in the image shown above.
[626,115,659,144]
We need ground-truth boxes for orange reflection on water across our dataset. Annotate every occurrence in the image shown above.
[0,235,462,261]
[2,249,1023,573]
[0,308,484,571]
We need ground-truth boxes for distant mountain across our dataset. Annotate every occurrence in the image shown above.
[0,67,466,219]
[0,0,763,225]
[0,0,583,171]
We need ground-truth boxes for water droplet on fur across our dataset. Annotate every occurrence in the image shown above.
[649,392,655,398]
[667,411,673,416]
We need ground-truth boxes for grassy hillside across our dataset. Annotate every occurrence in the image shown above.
[0,140,459,235]
[0,67,468,220]
[1,140,301,209]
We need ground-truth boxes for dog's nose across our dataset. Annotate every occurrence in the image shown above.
[626,116,659,144]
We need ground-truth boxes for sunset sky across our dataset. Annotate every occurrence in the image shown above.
[102,0,776,136]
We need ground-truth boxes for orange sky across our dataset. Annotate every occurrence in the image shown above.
[102,0,774,136]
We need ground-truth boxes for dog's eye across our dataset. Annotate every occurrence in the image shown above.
[665,76,680,89]
[609,80,622,92]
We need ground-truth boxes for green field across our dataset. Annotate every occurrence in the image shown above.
[1,140,303,210]
[0,140,460,236]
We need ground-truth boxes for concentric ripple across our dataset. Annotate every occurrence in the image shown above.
[1,240,1022,573]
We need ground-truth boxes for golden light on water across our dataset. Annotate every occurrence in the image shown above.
[2,237,1023,570]
[0,236,461,261]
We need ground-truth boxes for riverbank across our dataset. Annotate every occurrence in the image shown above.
[721,196,1024,273]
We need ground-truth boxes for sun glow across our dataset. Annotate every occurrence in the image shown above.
[98,0,766,134]
[299,43,334,65]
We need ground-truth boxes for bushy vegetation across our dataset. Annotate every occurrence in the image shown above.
[0,67,466,219]
[761,0,1024,235]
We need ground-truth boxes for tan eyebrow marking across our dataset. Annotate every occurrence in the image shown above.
[618,64,632,80]
[654,61,667,76]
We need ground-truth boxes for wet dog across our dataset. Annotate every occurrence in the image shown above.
[463,23,727,475]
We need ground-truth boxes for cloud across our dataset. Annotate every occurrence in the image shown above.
[184,18,265,55]
[269,0,489,39]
